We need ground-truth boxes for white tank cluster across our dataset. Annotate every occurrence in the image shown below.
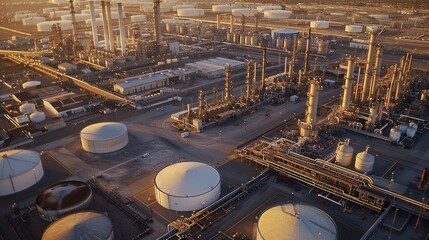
[177,8,205,17]
[80,122,129,153]
[22,81,41,89]
[311,20,329,29]
[345,25,363,33]
[257,204,337,240]
[61,13,91,22]
[155,162,221,211]
[130,15,147,23]
[335,139,354,167]
[37,20,73,32]
[36,181,92,221]
[23,17,46,26]
[354,146,375,173]
[30,112,46,123]
[232,8,258,17]
[390,126,402,142]
[212,4,241,13]
[257,5,282,13]
[264,10,292,19]
[42,212,114,240]
[369,14,389,19]
[19,102,36,114]
[0,150,44,196]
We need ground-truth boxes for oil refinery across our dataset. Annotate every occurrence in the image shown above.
[0,0,429,239]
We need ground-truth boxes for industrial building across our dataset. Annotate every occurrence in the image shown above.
[12,85,65,103]
[185,57,246,78]
[43,92,103,118]
[80,122,128,153]
[58,62,78,74]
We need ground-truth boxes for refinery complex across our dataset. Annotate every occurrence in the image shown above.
[0,0,429,239]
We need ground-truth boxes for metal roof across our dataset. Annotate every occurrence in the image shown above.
[36,181,92,210]
[0,150,41,179]
[80,122,127,141]
[155,162,220,197]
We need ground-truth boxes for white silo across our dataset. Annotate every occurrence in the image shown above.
[406,122,418,138]
[155,162,221,211]
[42,212,114,240]
[0,150,44,196]
[19,102,36,114]
[354,146,375,173]
[389,126,401,142]
[22,81,41,89]
[80,122,129,153]
[36,181,92,221]
[257,204,337,240]
[345,25,363,33]
[335,139,354,167]
[264,10,292,19]
[37,20,73,32]
[30,112,46,123]
[177,8,204,17]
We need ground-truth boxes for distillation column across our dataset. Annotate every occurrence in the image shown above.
[198,90,205,119]
[230,15,234,34]
[395,56,405,101]
[89,1,99,48]
[216,14,221,29]
[117,2,126,55]
[106,1,115,51]
[303,28,311,74]
[300,79,320,138]
[69,0,77,53]
[361,31,376,102]
[246,61,254,102]
[224,65,232,103]
[101,1,110,51]
[153,0,162,48]
[370,45,383,100]
[341,57,355,111]
[260,48,266,92]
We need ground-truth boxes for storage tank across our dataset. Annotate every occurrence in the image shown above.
[369,14,389,20]
[30,112,46,123]
[240,34,245,44]
[85,17,103,27]
[23,17,46,26]
[42,212,113,240]
[99,12,119,20]
[36,181,92,221]
[264,10,292,19]
[272,29,299,45]
[389,126,401,142]
[297,37,306,52]
[37,20,73,32]
[276,38,284,48]
[81,9,102,15]
[173,4,195,11]
[15,13,38,22]
[310,20,329,29]
[335,139,354,167]
[0,150,44,196]
[232,8,258,17]
[257,204,337,240]
[212,4,240,13]
[317,40,329,55]
[409,17,424,22]
[406,122,418,138]
[49,10,70,19]
[61,13,91,22]
[354,146,375,173]
[399,124,408,134]
[43,7,58,14]
[131,15,146,22]
[22,81,41,89]
[154,162,221,211]
[80,122,128,153]
[19,102,36,114]
[366,25,379,32]
[345,25,363,33]
[177,8,204,17]
[257,5,282,13]
[330,13,345,16]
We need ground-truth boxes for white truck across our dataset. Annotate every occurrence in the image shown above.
[181,132,190,138]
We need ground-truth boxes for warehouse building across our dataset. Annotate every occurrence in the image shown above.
[185,57,246,78]
[43,92,102,117]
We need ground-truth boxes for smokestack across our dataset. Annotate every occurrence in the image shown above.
[216,14,221,29]
[361,31,376,102]
[106,1,115,52]
[153,0,161,47]
[230,15,234,34]
[370,45,383,100]
[303,28,311,74]
[341,57,355,111]
[225,65,232,103]
[117,3,126,55]
[89,1,99,48]
[260,48,266,92]
[101,1,110,51]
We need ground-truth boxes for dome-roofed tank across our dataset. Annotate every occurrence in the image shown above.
[155,161,221,211]
[335,139,354,167]
[42,212,113,240]
[23,17,46,26]
[354,146,375,173]
[0,150,44,196]
[257,5,282,13]
[80,122,128,153]
[257,204,337,240]
[389,126,401,142]
[36,181,92,221]
[19,102,36,114]
[406,122,418,138]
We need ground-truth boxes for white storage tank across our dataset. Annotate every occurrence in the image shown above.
[409,17,424,22]
[49,10,70,19]
[30,112,46,123]
[23,17,46,26]
[177,8,204,17]
[232,8,258,17]
[155,161,221,211]
[212,4,240,13]
[37,20,73,32]
[354,146,375,173]
[43,7,58,14]
[389,126,401,142]
[22,80,41,89]
[335,139,354,167]
[366,25,379,32]
[345,25,363,33]
[369,14,389,19]
[257,5,282,13]
[173,4,195,11]
[80,122,128,153]
[257,204,337,240]
[42,212,114,240]
[311,20,329,29]
[330,12,345,16]
[406,122,418,138]
[85,18,103,27]
[99,12,119,20]
[264,10,292,19]
[399,124,408,134]
[131,15,146,22]
[19,102,36,114]
[0,150,44,196]
[36,181,92,221]
[81,9,102,15]
[61,13,91,22]
[15,13,38,22]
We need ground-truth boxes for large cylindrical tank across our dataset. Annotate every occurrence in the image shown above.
[15,13,38,22]
[369,14,389,20]
[165,22,175,33]
[61,13,91,22]
[49,10,70,19]
[212,4,240,13]
[177,8,204,17]
[0,150,44,196]
[172,4,195,11]
[310,20,329,29]
[22,81,41,89]
[232,8,258,17]
[317,40,329,55]
[42,7,58,14]
[42,212,114,240]
[406,122,418,138]
[30,112,46,123]
[23,17,46,26]
[85,18,103,27]
[257,204,337,240]
[154,162,221,211]
[345,25,363,33]
[389,126,401,142]
[366,25,378,32]
[36,181,92,221]
[272,29,299,46]
[257,5,282,13]
[80,122,129,153]
[19,102,36,114]
[81,9,102,15]
[264,10,292,19]
[335,139,354,167]
[354,147,375,173]
[37,20,72,32]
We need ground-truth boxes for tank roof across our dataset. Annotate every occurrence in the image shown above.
[81,122,127,141]
[36,181,91,210]
[0,150,40,179]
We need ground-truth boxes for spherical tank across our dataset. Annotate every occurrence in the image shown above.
[23,17,46,26]
[406,122,418,138]
[264,10,292,19]
[389,126,401,142]
[37,20,72,32]
[19,102,36,114]
[22,81,41,89]
[354,147,375,173]
[335,140,354,167]
[177,8,205,17]
[154,162,221,211]
[0,150,44,196]
[30,112,46,123]
[42,212,113,240]
[257,204,337,240]
[36,181,92,221]
[80,122,128,153]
